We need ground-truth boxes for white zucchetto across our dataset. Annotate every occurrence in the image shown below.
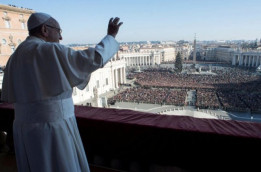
[27,12,51,30]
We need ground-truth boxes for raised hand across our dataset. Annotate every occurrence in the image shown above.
[107,17,123,38]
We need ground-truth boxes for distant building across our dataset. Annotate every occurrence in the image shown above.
[205,45,261,68]
[206,46,236,63]
[0,4,34,66]
[119,51,161,66]
[161,47,175,62]
[175,43,193,61]
[117,44,176,66]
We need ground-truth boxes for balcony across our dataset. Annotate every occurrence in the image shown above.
[1,103,261,172]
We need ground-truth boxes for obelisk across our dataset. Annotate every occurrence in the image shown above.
[193,34,196,64]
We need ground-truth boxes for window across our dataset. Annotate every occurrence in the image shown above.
[106,78,109,85]
[10,45,15,53]
[5,20,11,28]
[2,39,6,45]
[21,22,25,29]
[3,12,11,28]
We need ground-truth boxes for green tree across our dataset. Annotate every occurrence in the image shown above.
[175,52,183,73]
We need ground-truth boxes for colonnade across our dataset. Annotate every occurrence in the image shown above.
[125,55,153,66]
[233,53,261,67]
[120,52,161,67]
[111,66,126,89]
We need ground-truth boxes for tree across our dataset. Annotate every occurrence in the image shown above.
[175,52,183,73]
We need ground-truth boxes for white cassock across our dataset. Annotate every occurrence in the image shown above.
[1,35,119,172]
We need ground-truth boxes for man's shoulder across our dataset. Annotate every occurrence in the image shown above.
[40,42,70,54]
[25,36,68,50]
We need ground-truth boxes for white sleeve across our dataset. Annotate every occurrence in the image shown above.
[58,35,119,90]
[95,35,119,66]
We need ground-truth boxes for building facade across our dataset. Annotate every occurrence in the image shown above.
[206,46,236,63]
[117,45,177,67]
[175,43,193,61]
[119,51,161,67]
[0,4,34,66]
[161,47,175,62]
[233,51,261,67]
[72,54,126,107]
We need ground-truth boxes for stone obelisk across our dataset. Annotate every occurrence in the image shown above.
[193,34,196,64]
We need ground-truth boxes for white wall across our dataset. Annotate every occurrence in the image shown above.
[72,58,126,106]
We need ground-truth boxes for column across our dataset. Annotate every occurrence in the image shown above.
[236,55,239,66]
[151,54,155,65]
[121,67,124,83]
[239,55,243,66]
[119,67,123,84]
[257,56,261,67]
[248,56,252,67]
[111,66,115,89]
[252,56,256,67]
[244,56,247,67]
[255,56,258,67]
[232,55,236,66]
[114,69,118,88]
[122,67,126,83]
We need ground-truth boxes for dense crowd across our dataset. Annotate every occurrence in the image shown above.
[110,87,187,106]
[196,89,220,109]
[109,66,261,113]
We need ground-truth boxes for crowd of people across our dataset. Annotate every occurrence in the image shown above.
[109,87,187,106]
[196,89,220,109]
[217,90,248,112]
[109,66,261,113]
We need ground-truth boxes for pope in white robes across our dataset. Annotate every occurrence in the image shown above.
[1,12,123,172]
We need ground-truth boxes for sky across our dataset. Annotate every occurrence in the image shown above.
[1,0,261,44]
